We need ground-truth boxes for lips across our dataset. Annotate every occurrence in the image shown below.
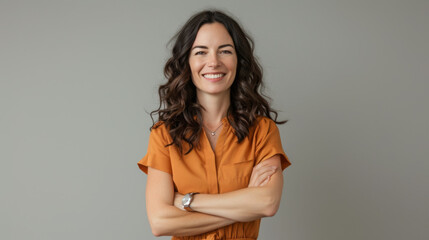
[202,73,226,82]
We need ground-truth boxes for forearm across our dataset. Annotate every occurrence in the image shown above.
[149,205,235,236]
[179,157,284,222]
[190,185,281,222]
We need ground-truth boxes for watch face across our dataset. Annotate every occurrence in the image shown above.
[182,195,190,206]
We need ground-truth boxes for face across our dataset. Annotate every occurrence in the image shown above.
[189,22,238,97]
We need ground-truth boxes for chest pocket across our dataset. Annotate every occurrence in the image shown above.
[219,159,255,192]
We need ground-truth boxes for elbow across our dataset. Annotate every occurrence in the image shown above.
[149,217,168,237]
[264,204,279,217]
[148,206,181,236]
[150,222,163,237]
[262,196,281,217]
[152,230,162,237]
[151,227,163,237]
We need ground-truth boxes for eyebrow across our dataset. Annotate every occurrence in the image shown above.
[191,44,234,50]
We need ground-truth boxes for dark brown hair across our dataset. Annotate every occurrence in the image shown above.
[150,10,286,154]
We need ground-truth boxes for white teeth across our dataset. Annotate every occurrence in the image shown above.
[203,74,224,79]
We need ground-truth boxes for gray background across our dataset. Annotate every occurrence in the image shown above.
[1,0,428,239]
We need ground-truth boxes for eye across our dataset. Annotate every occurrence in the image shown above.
[220,50,232,54]
[195,51,206,55]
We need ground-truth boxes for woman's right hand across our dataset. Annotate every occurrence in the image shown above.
[247,161,278,187]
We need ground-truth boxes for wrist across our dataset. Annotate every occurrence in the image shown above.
[182,192,199,212]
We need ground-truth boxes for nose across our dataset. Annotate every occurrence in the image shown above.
[207,52,220,68]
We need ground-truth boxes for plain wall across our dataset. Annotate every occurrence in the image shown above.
[1,0,428,239]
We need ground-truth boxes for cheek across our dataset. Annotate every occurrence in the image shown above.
[189,59,204,75]
[226,58,238,72]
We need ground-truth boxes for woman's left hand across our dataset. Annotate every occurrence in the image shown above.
[248,161,278,188]
[174,192,185,211]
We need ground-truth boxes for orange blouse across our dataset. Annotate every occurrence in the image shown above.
[138,116,291,240]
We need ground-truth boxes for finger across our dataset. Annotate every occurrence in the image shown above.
[254,164,278,173]
[248,166,277,187]
[254,159,279,169]
[255,176,270,187]
[253,165,277,179]
[250,173,270,187]
[259,176,270,187]
[254,168,276,186]
[249,174,269,188]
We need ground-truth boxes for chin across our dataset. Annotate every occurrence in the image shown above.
[197,88,230,96]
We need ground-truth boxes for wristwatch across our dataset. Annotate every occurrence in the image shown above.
[182,192,198,212]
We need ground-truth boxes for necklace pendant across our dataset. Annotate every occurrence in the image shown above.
[204,122,223,137]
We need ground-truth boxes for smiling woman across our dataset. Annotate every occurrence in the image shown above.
[137,10,291,239]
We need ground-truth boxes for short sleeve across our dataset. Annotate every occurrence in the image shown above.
[255,117,291,171]
[137,123,172,175]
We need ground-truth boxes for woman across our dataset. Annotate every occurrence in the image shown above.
[138,10,291,239]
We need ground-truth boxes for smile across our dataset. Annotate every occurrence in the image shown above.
[202,73,226,82]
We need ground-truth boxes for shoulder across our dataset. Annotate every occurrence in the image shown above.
[254,116,278,131]
[248,115,280,138]
[152,121,166,130]
[149,121,172,142]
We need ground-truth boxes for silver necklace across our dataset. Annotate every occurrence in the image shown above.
[204,122,223,136]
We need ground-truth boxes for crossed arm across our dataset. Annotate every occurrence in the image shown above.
[145,154,283,237]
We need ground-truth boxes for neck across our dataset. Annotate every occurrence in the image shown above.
[197,91,230,128]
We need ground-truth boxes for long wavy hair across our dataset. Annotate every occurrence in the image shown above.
[150,10,286,154]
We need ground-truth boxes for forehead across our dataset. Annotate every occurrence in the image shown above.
[192,22,234,47]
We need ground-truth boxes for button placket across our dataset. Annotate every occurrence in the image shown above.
[202,129,219,194]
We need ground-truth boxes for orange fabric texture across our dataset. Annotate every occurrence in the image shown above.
[138,116,291,240]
